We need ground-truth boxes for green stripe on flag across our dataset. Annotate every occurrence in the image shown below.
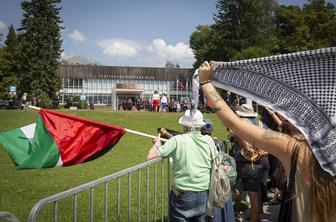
[0,116,61,169]
[0,127,32,167]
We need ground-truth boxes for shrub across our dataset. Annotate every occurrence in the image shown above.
[38,93,53,109]
[77,102,88,109]
[73,96,80,103]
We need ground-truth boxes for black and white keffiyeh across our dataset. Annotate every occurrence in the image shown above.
[190,69,200,125]
[211,47,336,176]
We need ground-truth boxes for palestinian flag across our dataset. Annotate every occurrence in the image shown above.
[0,109,126,169]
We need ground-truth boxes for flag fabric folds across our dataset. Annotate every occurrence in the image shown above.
[0,109,126,169]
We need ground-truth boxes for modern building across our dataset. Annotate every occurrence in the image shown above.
[60,65,194,109]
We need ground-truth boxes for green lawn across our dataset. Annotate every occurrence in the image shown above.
[0,109,227,221]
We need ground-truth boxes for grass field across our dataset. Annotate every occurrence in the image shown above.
[0,109,227,221]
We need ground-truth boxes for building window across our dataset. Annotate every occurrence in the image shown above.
[74,79,78,88]
[78,79,83,88]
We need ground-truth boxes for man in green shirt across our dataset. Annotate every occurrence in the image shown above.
[147,109,215,221]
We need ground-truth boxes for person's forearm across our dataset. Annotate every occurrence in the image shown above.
[201,82,290,164]
[201,82,260,146]
[146,145,160,160]
[201,83,238,129]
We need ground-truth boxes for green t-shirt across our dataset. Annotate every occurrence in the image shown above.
[157,131,215,191]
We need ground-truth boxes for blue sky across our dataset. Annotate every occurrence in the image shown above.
[0,0,335,68]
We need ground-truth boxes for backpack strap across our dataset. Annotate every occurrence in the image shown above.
[206,137,220,218]
[207,136,217,160]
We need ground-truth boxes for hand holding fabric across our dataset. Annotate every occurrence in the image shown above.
[199,61,215,83]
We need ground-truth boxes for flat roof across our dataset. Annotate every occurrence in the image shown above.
[60,64,194,81]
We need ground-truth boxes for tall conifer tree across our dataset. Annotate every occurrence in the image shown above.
[0,25,20,99]
[18,0,63,99]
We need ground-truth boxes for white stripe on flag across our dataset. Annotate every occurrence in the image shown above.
[20,123,36,143]
[55,156,63,167]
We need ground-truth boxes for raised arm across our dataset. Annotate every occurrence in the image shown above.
[199,61,295,173]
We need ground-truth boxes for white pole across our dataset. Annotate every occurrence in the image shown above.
[125,128,167,142]
[28,105,168,142]
[28,105,41,111]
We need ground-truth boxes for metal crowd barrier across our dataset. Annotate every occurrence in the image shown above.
[28,158,171,222]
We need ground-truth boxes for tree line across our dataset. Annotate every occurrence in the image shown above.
[0,0,335,104]
[0,0,62,105]
[190,0,336,67]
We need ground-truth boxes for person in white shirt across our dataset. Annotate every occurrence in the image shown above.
[160,93,167,112]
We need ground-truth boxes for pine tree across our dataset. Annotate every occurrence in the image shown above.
[5,25,19,52]
[0,25,20,99]
[18,0,63,100]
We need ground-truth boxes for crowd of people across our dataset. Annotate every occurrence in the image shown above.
[3,92,45,110]
[118,91,190,112]
[146,61,336,222]
[147,100,286,222]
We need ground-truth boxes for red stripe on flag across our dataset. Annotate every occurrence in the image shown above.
[39,109,126,166]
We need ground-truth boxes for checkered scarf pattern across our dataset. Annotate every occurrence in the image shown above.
[190,69,200,124]
[211,47,336,176]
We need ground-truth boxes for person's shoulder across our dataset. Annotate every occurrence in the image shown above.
[202,134,216,145]
[171,134,184,141]
[175,133,196,141]
[202,134,212,140]
[174,134,183,138]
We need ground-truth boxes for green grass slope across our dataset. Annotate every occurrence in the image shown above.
[0,109,227,221]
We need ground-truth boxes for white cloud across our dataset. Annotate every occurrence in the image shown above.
[97,38,195,68]
[61,52,100,65]
[97,39,140,58]
[0,20,7,32]
[148,38,195,61]
[69,30,86,44]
